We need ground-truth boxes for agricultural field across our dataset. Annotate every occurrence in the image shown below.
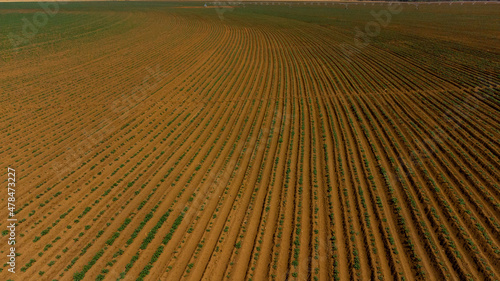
[0,1,499,280]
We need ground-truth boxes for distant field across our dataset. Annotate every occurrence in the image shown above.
[1,2,499,280]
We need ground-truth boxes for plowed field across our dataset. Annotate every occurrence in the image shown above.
[1,2,499,280]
